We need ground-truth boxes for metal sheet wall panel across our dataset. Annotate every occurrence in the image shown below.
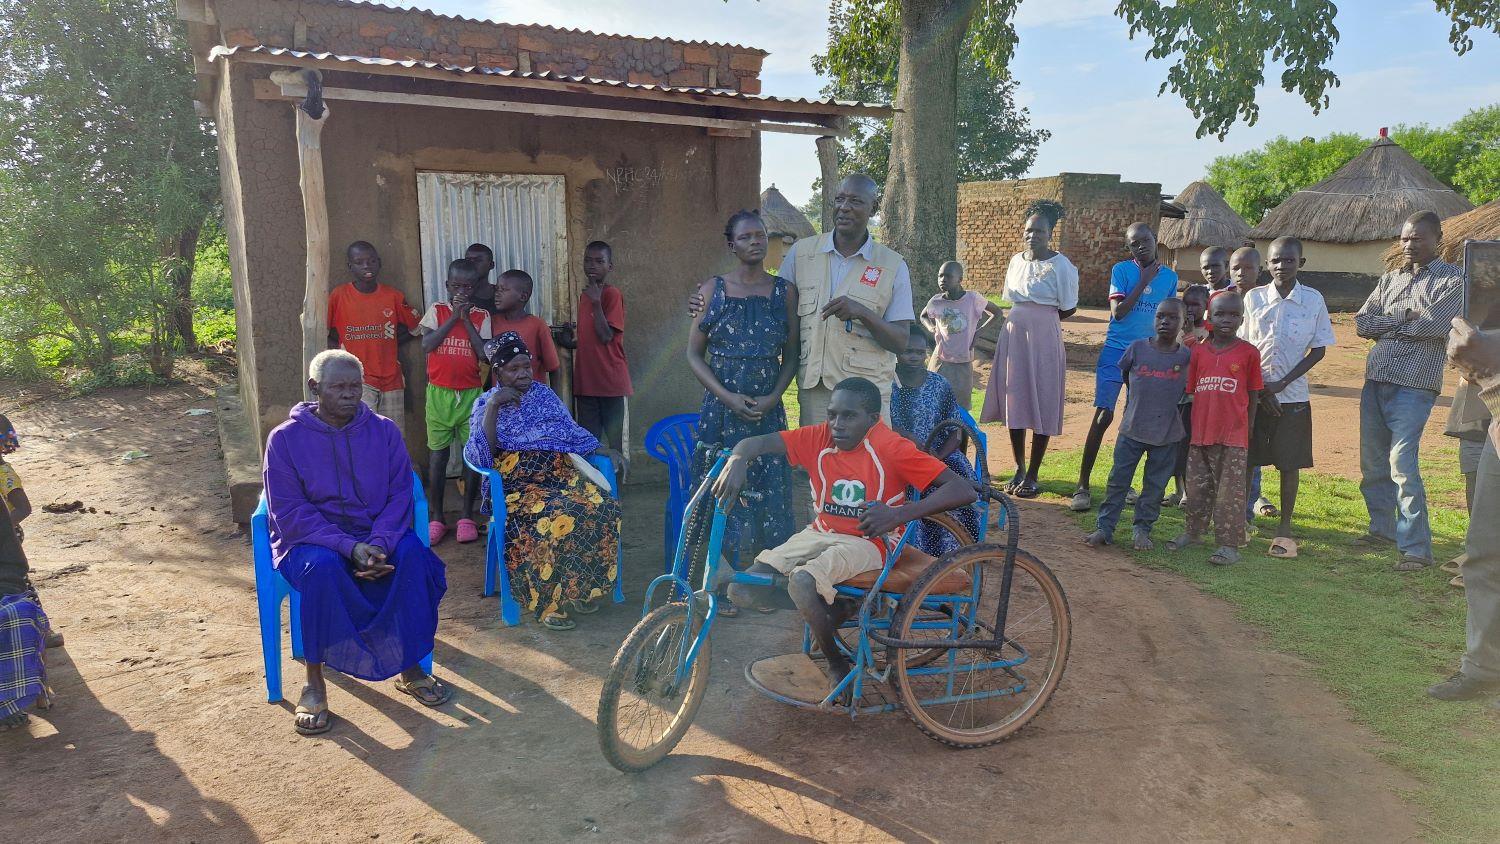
[415,172,568,323]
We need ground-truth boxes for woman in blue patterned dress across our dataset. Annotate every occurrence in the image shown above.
[685,210,800,614]
[892,325,981,556]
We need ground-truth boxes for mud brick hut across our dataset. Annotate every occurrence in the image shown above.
[175,0,884,517]
[1250,130,1472,308]
[956,173,1170,305]
[758,184,816,271]
[1158,181,1252,284]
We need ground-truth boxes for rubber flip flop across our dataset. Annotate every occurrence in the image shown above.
[1267,537,1299,558]
[1015,482,1041,499]
[1256,499,1279,517]
[1441,555,1465,575]
[1209,546,1240,566]
[455,518,479,544]
[394,676,453,707]
[428,520,448,545]
[1394,556,1434,572]
[1069,491,1093,512]
[1450,574,1465,589]
[294,690,332,736]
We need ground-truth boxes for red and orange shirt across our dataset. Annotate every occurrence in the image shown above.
[779,421,947,553]
[1187,338,1264,448]
[418,302,492,390]
[573,284,632,397]
[492,312,560,385]
[327,282,420,391]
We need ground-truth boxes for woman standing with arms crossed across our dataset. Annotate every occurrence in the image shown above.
[981,200,1079,498]
[685,210,799,615]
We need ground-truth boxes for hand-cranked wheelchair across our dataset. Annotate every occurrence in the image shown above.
[596,423,1071,772]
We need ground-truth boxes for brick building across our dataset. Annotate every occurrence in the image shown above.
[957,174,1163,305]
[176,0,885,517]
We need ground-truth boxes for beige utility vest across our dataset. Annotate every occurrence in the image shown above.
[793,234,903,390]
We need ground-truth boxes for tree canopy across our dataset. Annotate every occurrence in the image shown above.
[816,0,1498,300]
[0,0,216,374]
[1205,105,1500,225]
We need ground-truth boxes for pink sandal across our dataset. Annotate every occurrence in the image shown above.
[428,520,447,545]
[455,518,479,544]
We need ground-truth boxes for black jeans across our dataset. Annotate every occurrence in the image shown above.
[576,395,625,452]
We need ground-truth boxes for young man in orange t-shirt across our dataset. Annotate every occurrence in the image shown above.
[327,241,420,429]
[712,377,978,695]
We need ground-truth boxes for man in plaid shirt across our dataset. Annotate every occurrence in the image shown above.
[1353,211,1463,570]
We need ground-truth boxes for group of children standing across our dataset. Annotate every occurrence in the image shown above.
[325,239,631,546]
[1085,237,1336,566]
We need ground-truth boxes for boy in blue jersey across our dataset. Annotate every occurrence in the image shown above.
[1071,223,1179,512]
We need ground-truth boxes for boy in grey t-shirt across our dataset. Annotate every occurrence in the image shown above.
[1086,298,1192,550]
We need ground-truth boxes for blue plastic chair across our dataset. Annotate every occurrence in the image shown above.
[251,470,432,704]
[465,452,624,626]
[955,406,996,539]
[644,413,700,572]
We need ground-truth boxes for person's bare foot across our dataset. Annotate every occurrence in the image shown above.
[1132,527,1154,551]
[821,655,853,706]
[1083,529,1112,547]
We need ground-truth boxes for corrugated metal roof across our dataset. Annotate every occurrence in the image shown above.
[209,45,886,113]
[269,0,767,54]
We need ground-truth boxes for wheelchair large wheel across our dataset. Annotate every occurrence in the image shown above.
[597,602,712,772]
[888,546,1069,748]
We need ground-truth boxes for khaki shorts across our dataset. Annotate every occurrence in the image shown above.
[361,384,405,430]
[756,526,883,604]
[797,384,893,428]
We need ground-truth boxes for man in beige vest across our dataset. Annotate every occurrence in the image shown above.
[691,174,914,424]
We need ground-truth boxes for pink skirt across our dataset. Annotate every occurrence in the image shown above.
[981,301,1065,436]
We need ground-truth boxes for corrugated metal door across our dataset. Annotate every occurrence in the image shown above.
[415,172,568,322]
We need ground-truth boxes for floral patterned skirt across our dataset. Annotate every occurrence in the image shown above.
[497,450,620,621]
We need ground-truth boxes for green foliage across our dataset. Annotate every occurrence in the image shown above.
[1206,105,1500,223]
[815,1,1046,193]
[1115,1,1498,140]
[0,0,218,379]
[194,309,237,348]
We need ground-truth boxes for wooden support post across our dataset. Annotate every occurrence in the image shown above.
[815,133,841,232]
[272,69,331,397]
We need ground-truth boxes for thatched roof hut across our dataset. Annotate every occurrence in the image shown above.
[760,184,816,270]
[1382,199,1500,270]
[1249,132,1472,278]
[1160,181,1251,251]
[759,185,815,241]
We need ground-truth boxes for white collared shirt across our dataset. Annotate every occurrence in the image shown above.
[1240,282,1336,404]
[779,233,916,322]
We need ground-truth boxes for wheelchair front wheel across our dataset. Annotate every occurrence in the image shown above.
[889,546,1070,749]
[597,602,712,772]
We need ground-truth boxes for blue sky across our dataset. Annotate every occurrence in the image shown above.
[412,0,1498,207]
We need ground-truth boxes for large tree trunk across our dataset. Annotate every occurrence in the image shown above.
[166,220,202,350]
[885,0,978,303]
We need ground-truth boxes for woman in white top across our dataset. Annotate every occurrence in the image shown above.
[980,200,1079,497]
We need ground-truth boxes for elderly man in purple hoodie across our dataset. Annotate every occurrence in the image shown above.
[263,349,450,736]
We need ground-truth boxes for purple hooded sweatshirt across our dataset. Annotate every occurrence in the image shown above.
[263,402,413,564]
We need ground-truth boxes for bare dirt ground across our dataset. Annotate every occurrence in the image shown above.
[0,317,1443,842]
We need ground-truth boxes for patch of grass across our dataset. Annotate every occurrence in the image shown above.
[1039,444,1497,842]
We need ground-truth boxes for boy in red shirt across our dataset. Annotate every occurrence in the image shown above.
[416,258,491,545]
[491,269,560,389]
[573,241,632,452]
[713,377,978,695]
[1170,291,1263,565]
[327,241,420,428]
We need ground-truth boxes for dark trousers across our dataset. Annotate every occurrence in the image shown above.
[576,395,625,452]
[1097,434,1180,537]
[0,502,27,596]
